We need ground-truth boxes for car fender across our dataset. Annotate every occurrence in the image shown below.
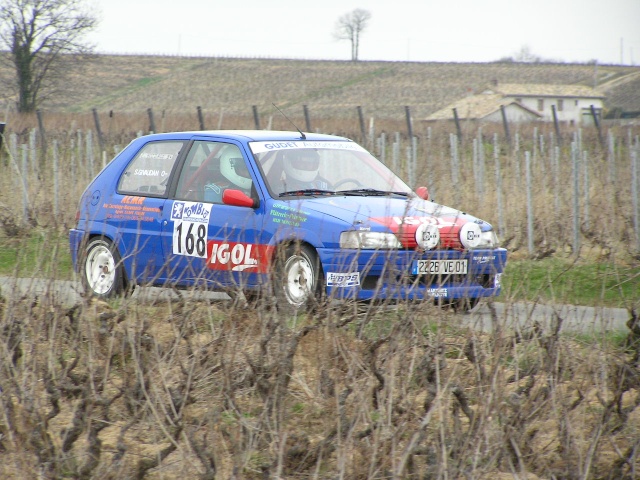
[81,225,132,273]
[267,225,324,251]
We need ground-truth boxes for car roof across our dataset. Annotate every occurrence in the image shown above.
[140,130,352,143]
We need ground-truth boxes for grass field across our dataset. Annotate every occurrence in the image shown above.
[2,54,640,122]
[1,55,640,479]
[1,272,639,478]
[1,231,638,309]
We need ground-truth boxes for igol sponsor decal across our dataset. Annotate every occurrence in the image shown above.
[207,241,272,273]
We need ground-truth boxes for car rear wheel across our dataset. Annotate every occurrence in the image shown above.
[273,244,323,315]
[81,238,125,298]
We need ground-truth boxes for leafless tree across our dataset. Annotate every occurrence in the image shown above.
[333,8,371,62]
[513,45,543,63]
[0,0,98,113]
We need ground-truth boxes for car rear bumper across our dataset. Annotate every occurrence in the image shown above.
[69,229,84,271]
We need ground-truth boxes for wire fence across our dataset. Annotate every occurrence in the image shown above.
[1,111,639,259]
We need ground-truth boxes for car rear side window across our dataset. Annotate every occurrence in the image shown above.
[118,141,185,196]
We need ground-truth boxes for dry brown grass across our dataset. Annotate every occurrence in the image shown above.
[1,292,639,478]
[2,54,640,121]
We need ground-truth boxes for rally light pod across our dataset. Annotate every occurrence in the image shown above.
[415,223,440,250]
[460,222,482,249]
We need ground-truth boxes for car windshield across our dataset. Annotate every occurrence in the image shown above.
[249,140,413,198]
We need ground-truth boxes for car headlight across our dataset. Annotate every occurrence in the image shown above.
[460,223,499,249]
[479,230,500,248]
[340,231,402,249]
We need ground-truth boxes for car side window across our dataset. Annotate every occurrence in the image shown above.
[118,141,184,196]
[175,141,251,204]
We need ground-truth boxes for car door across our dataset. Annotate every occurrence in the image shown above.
[160,139,268,290]
[113,139,186,284]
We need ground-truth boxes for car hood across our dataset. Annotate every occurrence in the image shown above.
[296,196,492,249]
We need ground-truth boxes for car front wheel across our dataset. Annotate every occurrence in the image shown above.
[81,237,125,298]
[273,244,323,315]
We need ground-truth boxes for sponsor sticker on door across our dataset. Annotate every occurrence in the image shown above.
[207,241,272,272]
[171,202,213,258]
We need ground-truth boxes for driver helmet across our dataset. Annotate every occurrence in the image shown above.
[283,149,320,183]
[220,146,252,190]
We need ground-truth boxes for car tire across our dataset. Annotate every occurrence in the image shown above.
[273,244,323,315]
[80,237,125,298]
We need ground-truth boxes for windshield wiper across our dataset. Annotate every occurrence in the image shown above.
[336,188,410,197]
[278,189,336,197]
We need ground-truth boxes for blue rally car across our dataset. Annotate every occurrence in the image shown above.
[69,130,507,313]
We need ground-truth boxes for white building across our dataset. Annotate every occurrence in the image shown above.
[425,83,605,125]
[495,83,605,125]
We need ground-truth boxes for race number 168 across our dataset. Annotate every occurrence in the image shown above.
[173,221,207,258]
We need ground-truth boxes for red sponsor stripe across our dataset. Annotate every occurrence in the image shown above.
[206,241,273,272]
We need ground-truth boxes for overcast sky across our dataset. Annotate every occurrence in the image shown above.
[88,0,640,65]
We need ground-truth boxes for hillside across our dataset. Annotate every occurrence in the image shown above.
[2,54,640,120]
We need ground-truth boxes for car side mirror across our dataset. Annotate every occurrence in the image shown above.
[222,189,259,208]
[415,186,430,201]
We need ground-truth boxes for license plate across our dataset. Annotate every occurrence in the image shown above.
[412,259,468,275]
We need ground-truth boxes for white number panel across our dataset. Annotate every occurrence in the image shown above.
[170,201,213,258]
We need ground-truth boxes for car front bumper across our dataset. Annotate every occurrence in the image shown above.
[318,247,507,301]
